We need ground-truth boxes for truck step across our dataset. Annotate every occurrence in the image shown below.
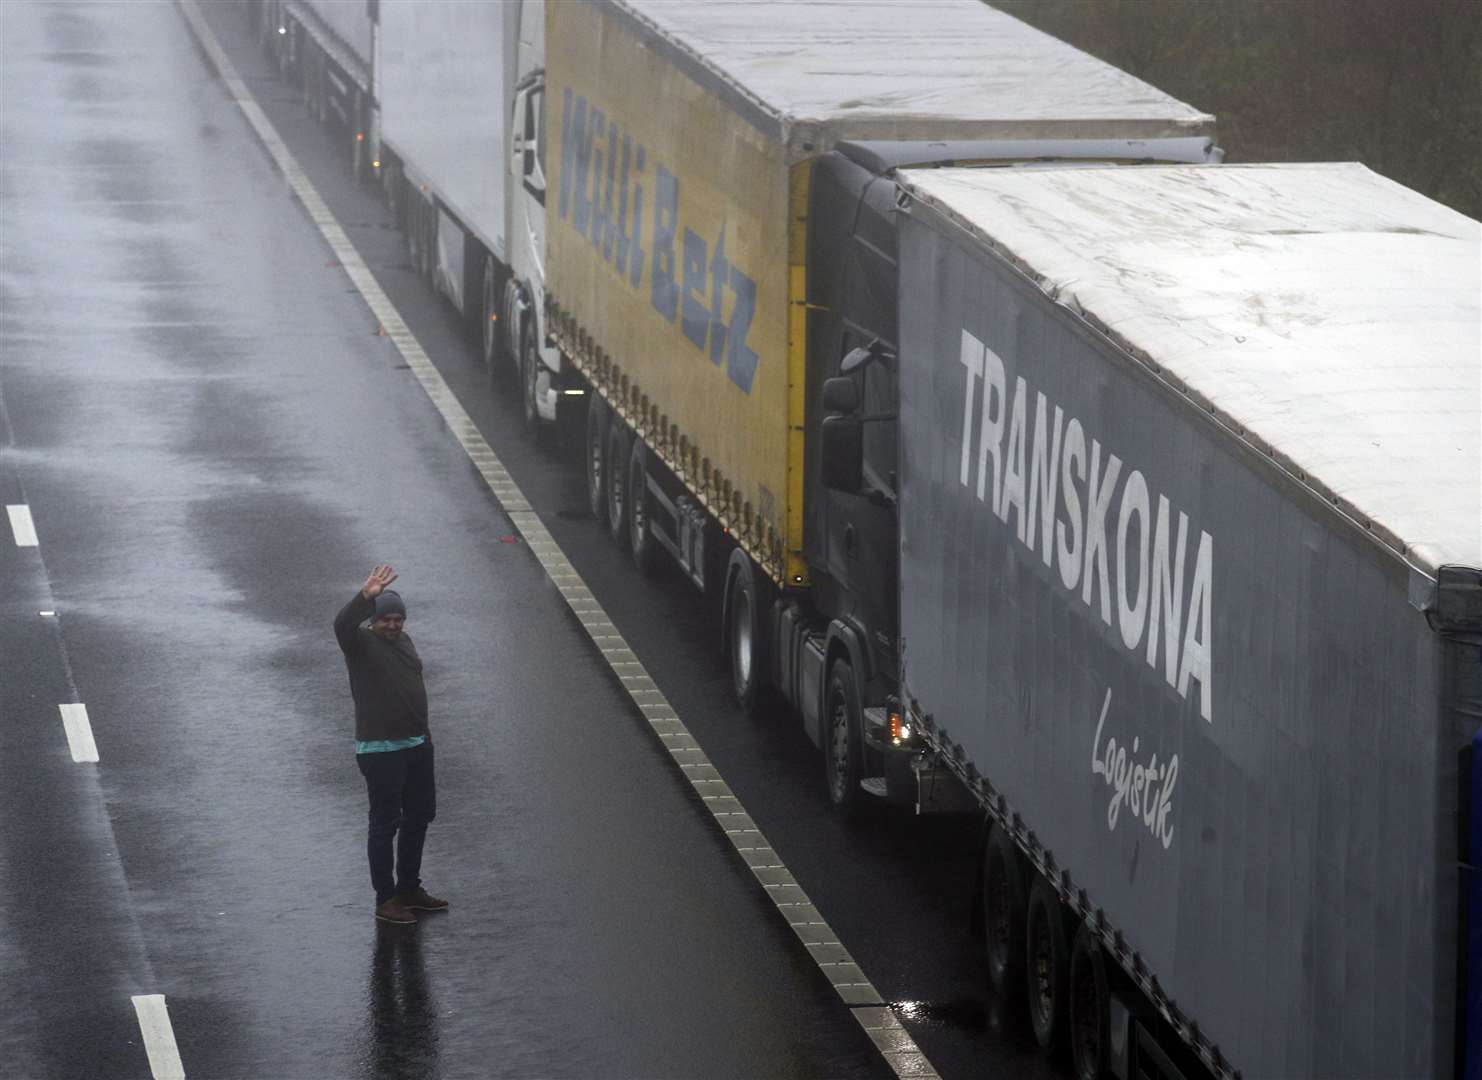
[859,777,888,798]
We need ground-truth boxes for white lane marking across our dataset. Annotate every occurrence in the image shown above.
[131,994,186,1080]
[173,5,939,1076]
[7,503,38,546]
[59,702,99,763]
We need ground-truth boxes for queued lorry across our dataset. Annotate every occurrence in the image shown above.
[249,2,1481,1078]
[885,162,1480,1080]
[251,0,374,180]
[256,0,560,427]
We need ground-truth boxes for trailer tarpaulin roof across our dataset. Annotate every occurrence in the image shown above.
[610,0,1215,155]
[900,162,1482,573]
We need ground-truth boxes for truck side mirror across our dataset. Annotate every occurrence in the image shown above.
[821,415,863,492]
[822,376,860,415]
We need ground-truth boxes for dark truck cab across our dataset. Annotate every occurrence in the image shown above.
[787,138,1220,816]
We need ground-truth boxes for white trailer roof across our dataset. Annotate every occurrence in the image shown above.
[614,1,1214,152]
[900,162,1482,573]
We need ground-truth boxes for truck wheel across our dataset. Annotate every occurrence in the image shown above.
[408,196,428,278]
[350,96,366,184]
[384,160,403,228]
[586,396,610,526]
[824,658,863,818]
[1069,925,1111,1080]
[983,824,1027,998]
[1027,876,1070,1056]
[605,420,631,544]
[503,282,524,380]
[725,558,766,714]
[480,255,501,373]
[420,201,438,284]
[628,438,658,576]
[520,320,548,442]
[309,54,326,124]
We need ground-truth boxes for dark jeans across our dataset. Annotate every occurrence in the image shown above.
[356,740,436,904]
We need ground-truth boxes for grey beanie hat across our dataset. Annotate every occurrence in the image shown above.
[373,589,406,619]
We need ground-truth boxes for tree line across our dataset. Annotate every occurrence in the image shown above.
[993,0,1481,220]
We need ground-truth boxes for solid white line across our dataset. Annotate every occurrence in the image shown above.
[173,6,939,1076]
[7,503,38,546]
[131,994,186,1080]
[59,702,99,763]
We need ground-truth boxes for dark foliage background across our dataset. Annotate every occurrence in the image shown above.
[991,0,1482,220]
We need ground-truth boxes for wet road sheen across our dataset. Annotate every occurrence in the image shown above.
[0,3,896,1077]
[1,3,1063,1079]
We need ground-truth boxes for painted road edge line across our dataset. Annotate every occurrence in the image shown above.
[132,994,186,1080]
[7,503,38,546]
[59,702,99,764]
[172,6,937,1076]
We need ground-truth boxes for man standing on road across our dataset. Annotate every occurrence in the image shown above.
[334,564,449,925]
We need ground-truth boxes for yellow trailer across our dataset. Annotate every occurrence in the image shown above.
[546,1,806,586]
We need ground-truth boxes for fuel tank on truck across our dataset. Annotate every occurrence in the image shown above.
[894,161,1481,1079]
[542,0,1215,589]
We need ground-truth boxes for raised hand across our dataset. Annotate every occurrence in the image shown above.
[360,564,398,600]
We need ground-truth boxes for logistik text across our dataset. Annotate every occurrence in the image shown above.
[957,329,1215,722]
[557,89,760,395]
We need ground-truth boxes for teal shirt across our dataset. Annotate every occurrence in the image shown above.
[355,735,426,754]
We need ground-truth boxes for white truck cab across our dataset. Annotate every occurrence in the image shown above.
[506,2,563,429]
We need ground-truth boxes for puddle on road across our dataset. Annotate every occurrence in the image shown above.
[891,998,987,1033]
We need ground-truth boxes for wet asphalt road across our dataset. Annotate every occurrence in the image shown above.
[0,2,1064,1078]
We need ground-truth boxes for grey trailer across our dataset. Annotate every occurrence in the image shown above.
[895,163,1480,1078]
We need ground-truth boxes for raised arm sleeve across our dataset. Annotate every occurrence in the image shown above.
[334,591,375,655]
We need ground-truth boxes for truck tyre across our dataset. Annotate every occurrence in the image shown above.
[350,95,366,184]
[627,438,658,576]
[384,159,403,229]
[1069,925,1111,1080]
[605,420,631,544]
[983,824,1027,998]
[480,255,501,373]
[420,201,438,285]
[505,283,526,380]
[725,554,765,714]
[351,129,364,185]
[520,320,548,442]
[408,196,429,279]
[1027,876,1070,1057]
[824,657,863,818]
[309,53,326,124]
[723,557,770,717]
[586,396,610,526]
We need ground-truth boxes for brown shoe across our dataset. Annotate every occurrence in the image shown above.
[400,887,448,912]
[375,896,417,924]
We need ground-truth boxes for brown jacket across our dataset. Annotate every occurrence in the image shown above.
[333,592,429,742]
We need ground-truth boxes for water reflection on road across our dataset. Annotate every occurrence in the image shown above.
[365,926,438,1080]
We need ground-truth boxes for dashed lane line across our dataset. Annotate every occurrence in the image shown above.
[174,3,938,1076]
[58,702,99,764]
[131,995,186,1080]
[2,256,173,1072]
[7,502,38,546]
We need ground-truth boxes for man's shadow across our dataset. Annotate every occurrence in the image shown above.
[363,924,439,1079]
